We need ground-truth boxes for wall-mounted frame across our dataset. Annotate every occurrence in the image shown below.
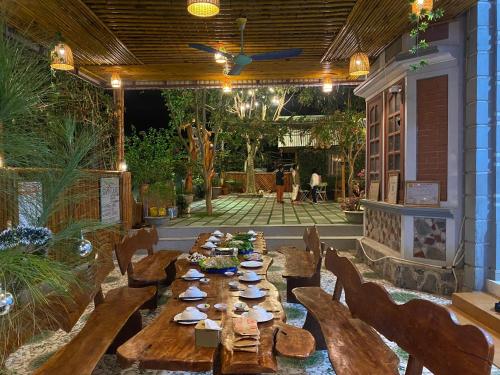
[368,181,380,201]
[387,173,399,204]
[404,181,440,207]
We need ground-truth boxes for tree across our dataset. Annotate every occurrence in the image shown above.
[162,90,197,194]
[226,87,292,194]
[192,89,230,215]
[311,110,366,197]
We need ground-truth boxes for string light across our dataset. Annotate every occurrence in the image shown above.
[111,73,122,88]
[222,82,232,93]
[272,96,280,105]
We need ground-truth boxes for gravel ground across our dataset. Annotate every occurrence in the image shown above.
[4,249,499,375]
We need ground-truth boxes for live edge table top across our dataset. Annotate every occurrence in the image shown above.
[116,233,314,374]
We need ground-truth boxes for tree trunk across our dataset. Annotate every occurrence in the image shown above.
[185,169,193,193]
[341,155,346,199]
[205,177,213,215]
[246,143,257,194]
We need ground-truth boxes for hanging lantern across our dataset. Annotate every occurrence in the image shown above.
[118,160,128,171]
[214,44,227,64]
[0,284,14,316]
[187,0,220,17]
[322,78,333,93]
[222,82,232,93]
[111,73,122,88]
[412,0,433,14]
[349,52,370,77]
[50,42,74,71]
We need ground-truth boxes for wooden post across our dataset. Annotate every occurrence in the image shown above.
[114,87,125,171]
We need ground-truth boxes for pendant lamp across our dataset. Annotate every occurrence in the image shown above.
[349,52,370,77]
[187,0,220,17]
[50,42,74,71]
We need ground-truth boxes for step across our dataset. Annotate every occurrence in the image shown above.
[451,292,500,334]
[156,236,361,253]
[157,224,363,239]
[447,305,500,367]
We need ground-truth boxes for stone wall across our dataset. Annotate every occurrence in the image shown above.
[364,208,401,251]
[358,238,459,295]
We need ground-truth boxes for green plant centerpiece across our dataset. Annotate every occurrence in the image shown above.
[199,256,240,273]
[220,233,254,255]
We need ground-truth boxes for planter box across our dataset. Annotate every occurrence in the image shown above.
[144,216,169,226]
[344,210,364,224]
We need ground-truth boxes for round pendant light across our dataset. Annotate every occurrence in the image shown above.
[349,52,370,77]
[412,0,433,14]
[50,42,74,71]
[111,73,122,88]
[187,0,220,17]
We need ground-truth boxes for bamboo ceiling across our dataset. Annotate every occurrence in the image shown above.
[4,0,476,89]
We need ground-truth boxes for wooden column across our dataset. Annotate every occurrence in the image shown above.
[114,87,125,170]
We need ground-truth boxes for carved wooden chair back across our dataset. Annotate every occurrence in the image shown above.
[324,247,494,375]
[115,226,158,277]
[302,227,310,249]
[306,226,322,269]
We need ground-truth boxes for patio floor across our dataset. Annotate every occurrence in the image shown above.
[169,194,348,227]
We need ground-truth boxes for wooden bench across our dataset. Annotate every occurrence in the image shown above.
[34,285,155,375]
[294,248,495,375]
[278,226,322,303]
[115,226,182,307]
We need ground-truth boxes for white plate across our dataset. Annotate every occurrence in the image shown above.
[182,273,205,281]
[173,312,207,324]
[240,261,264,268]
[242,311,273,323]
[214,303,227,311]
[238,275,262,282]
[179,291,207,300]
[239,290,266,299]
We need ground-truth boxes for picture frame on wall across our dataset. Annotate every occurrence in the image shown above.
[368,181,380,201]
[387,173,399,204]
[404,181,440,207]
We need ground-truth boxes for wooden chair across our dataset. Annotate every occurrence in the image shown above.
[278,226,322,303]
[115,227,182,307]
[293,248,494,375]
[34,285,156,375]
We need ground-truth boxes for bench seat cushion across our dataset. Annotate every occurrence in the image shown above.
[131,250,182,284]
[278,248,316,279]
[293,286,399,375]
[34,286,156,375]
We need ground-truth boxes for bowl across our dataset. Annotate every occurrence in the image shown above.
[196,303,210,312]
[208,236,220,243]
[199,278,210,284]
[214,303,227,312]
[202,241,216,249]
[234,302,248,312]
[212,230,224,237]
[181,307,205,320]
[241,285,262,298]
[247,230,257,236]
[246,306,271,322]
[240,271,260,282]
[184,269,204,278]
[224,271,235,277]
[184,286,204,298]
[228,281,240,290]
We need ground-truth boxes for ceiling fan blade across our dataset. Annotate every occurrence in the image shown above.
[250,48,302,61]
[188,44,232,58]
[228,64,246,76]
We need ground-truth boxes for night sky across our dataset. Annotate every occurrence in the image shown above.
[124,90,169,134]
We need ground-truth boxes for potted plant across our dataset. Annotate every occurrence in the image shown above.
[340,183,364,224]
[144,181,174,226]
[212,174,222,199]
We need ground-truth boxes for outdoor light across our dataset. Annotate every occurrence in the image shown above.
[240,104,246,112]
[268,87,275,93]
[214,44,227,64]
[255,101,259,107]
[322,79,333,93]
[0,155,4,168]
[272,96,280,105]
[349,52,370,77]
[118,160,128,172]
[245,103,251,109]
[187,0,220,17]
[111,73,122,88]
[247,89,254,95]
[222,82,232,93]
[50,42,74,71]
[412,0,433,14]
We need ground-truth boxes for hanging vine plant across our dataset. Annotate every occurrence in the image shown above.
[408,0,444,71]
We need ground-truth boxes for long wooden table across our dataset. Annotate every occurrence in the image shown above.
[117,233,314,373]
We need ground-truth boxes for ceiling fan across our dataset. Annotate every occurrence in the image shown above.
[188,17,302,76]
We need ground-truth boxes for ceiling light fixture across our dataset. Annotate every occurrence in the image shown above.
[411,0,433,14]
[111,73,122,88]
[322,78,333,93]
[187,0,220,17]
[50,42,74,71]
[222,82,232,93]
[349,52,370,77]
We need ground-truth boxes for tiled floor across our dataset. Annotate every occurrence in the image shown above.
[169,194,347,227]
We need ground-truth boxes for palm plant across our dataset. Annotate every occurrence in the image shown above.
[0,26,114,362]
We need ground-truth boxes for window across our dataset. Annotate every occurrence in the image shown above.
[367,95,383,197]
[385,83,405,202]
